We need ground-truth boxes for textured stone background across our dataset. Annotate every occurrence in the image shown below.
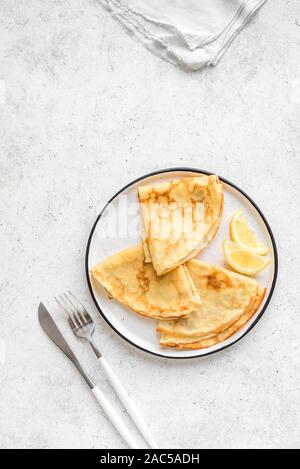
[0,0,299,449]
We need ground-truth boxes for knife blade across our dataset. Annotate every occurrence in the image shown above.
[38,302,95,389]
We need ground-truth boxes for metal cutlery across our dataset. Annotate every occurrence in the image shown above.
[54,291,157,449]
[38,302,139,449]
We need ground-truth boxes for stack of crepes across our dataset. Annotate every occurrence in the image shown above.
[91,175,265,350]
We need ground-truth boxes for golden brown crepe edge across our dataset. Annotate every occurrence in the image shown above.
[158,284,258,341]
[178,189,224,266]
[160,288,266,349]
[91,268,198,321]
[157,259,259,337]
[90,245,201,321]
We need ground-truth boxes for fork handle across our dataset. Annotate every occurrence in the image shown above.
[91,386,140,449]
[99,356,157,449]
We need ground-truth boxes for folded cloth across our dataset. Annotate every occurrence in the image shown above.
[99,0,267,70]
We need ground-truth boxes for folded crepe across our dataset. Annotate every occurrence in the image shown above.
[158,260,265,348]
[138,175,224,276]
[91,244,201,320]
[159,288,266,350]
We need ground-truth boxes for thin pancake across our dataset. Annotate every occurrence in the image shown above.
[91,244,201,320]
[140,212,152,263]
[182,191,224,263]
[157,260,259,338]
[160,288,266,349]
[160,286,259,345]
[138,175,224,275]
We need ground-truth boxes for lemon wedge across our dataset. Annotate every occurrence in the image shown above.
[223,240,271,276]
[230,209,268,255]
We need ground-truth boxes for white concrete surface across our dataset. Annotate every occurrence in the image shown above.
[0,0,299,449]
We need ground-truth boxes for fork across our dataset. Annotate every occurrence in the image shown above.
[55,291,157,449]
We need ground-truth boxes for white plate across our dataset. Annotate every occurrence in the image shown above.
[86,168,278,359]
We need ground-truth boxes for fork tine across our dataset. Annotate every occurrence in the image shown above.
[67,290,88,313]
[54,296,77,330]
[59,295,79,328]
[59,295,81,328]
[67,291,91,323]
[54,295,69,318]
[62,293,84,326]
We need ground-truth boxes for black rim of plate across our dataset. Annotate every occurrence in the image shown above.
[85,167,278,360]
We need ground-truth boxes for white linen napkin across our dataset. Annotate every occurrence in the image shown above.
[99,0,267,70]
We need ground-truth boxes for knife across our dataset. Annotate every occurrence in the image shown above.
[38,302,139,449]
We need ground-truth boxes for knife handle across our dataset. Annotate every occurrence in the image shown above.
[91,386,140,449]
[99,356,157,449]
